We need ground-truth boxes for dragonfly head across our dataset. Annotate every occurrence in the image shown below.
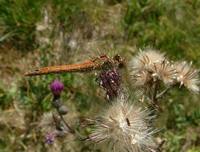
[113,54,125,68]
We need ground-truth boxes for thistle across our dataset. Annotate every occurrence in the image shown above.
[45,132,56,145]
[98,68,121,101]
[25,48,199,151]
[151,60,177,86]
[175,61,200,93]
[49,79,74,136]
[129,49,177,87]
[129,49,165,73]
[87,99,156,152]
[50,79,64,97]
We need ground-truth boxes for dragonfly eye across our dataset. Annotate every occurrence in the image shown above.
[113,55,125,68]
[113,54,120,60]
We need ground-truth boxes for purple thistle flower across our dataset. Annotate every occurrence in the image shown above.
[99,68,121,100]
[50,79,64,97]
[45,132,56,144]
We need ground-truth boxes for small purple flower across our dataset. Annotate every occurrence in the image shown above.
[50,79,64,96]
[45,132,56,144]
[99,68,121,100]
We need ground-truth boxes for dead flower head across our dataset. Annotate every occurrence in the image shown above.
[129,49,165,72]
[151,60,177,86]
[129,49,177,86]
[88,99,156,152]
[175,61,200,93]
[131,70,152,87]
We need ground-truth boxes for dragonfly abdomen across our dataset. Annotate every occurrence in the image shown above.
[24,60,101,76]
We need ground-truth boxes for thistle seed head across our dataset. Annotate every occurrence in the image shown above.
[130,49,165,72]
[88,99,156,152]
[129,49,177,87]
[151,60,177,86]
[175,61,200,93]
[131,70,152,87]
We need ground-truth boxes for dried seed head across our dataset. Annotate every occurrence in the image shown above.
[130,50,177,87]
[132,70,152,87]
[88,99,156,152]
[175,61,200,93]
[151,60,177,86]
[98,68,121,100]
[130,49,165,72]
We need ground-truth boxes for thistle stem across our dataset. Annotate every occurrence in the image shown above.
[152,81,158,104]
[156,87,171,99]
[55,107,75,134]
[150,81,162,111]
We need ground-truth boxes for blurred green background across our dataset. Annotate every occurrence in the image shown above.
[0,0,200,151]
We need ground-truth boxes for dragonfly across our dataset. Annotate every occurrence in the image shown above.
[25,55,124,76]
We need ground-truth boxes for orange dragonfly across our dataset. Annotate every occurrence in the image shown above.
[25,55,124,76]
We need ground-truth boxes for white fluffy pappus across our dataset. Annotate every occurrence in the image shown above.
[132,70,152,86]
[129,49,177,86]
[151,60,177,86]
[129,49,166,72]
[88,99,157,152]
[175,61,200,93]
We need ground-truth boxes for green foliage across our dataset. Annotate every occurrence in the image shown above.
[0,83,16,109]
[52,0,85,31]
[123,0,200,61]
[0,0,85,51]
[164,88,200,130]
[18,73,74,112]
[19,77,52,111]
[188,147,200,152]
[164,131,184,152]
[0,0,46,50]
